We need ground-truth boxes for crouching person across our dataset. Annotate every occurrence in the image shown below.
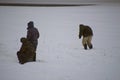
[79,24,93,50]
[17,37,36,64]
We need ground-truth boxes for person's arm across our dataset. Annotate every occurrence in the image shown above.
[36,28,40,39]
[27,30,32,40]
[79,26,83,39]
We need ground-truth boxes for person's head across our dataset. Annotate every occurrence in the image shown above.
[27,21,34,29]
[79,24,84,27]
[20,37,27,43]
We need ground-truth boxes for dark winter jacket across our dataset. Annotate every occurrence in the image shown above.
[27,27,39,42]
[17,37,36,64]
[79,24,93,38]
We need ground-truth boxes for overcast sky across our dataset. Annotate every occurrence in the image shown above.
[0,0,120,4]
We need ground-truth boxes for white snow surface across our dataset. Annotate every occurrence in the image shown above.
[0,3,120,80]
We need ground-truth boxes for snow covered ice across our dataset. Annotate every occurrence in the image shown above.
[0,3,120,80]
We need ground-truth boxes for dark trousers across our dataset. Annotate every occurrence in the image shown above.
[31,40,38,61]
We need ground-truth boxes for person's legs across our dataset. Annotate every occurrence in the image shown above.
[32,41,38,51]
[33,53,36,61]
[87,36,93,49]
[82,37,88,50]
[32,41,38,61]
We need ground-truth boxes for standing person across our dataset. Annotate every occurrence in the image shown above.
[79,24,93,50]
[27,21,40,61]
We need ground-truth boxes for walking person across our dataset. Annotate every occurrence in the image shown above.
[79,24,93,50]
[27,21,40,61]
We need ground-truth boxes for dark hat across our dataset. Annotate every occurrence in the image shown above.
[27,21,34,29]
[20,37,27,43]
[80,24,84,26]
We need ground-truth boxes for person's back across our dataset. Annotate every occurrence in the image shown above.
[79,25,93,37]
[17,37,35,64]
[27,27,39,42]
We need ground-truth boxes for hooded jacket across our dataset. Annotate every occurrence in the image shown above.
[27,27,39,42]
[17,37,35,64]
[27,21,39,42]
[79,25,93,38]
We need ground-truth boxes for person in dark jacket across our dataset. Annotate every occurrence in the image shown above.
[79,24,93,50]
[17,37,36,64]
[27,21,40,61]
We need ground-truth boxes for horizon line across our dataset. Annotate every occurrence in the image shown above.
[0,3,96,7]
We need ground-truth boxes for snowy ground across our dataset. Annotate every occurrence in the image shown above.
[0,3,120,80]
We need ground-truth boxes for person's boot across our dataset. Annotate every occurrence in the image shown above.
[33,53,36,61]
[33,56,36,61]
[84,44,87,50]
[89,44,93,49]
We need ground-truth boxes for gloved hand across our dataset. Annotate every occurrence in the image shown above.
[79,35,81,39]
